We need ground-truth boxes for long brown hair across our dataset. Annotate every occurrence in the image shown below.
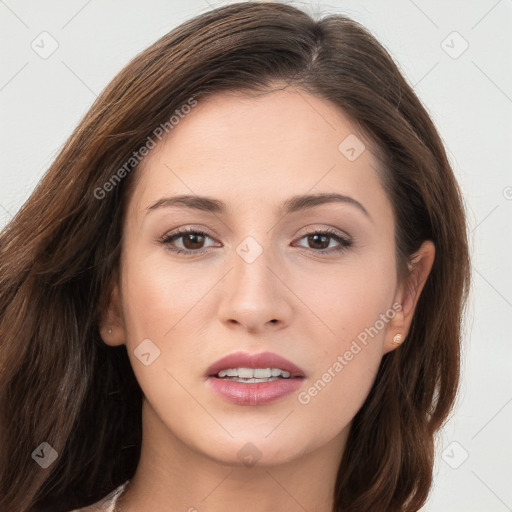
[0,2,470,511]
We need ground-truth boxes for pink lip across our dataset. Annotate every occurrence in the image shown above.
[205,351,305,378]
[207,377,303,405]
[205,351,305,406]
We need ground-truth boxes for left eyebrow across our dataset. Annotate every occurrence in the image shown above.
[146,192,372,221]
[279,192,371,220]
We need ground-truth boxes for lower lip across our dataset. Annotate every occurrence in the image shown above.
[207,376,304,405]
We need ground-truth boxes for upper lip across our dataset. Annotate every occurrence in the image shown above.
[206,351,306,378]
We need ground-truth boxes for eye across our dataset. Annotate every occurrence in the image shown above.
[294,228,352,254]
[160,228,218,255]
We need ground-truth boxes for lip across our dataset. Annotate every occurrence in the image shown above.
[205,351,305,406]
[207,377,303,405]
[205,350,306,378]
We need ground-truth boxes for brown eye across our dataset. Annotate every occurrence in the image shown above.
[161,229,217,254]
[181,232,206,250]
[306,233,331,250]
[295,229,352,254]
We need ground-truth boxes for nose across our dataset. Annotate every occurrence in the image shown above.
[217,245,293,334]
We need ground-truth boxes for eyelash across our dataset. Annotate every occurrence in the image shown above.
[159,226,353,256]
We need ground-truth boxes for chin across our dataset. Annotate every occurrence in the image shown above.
[193,431,307,468]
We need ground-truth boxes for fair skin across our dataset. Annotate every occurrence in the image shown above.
[100,87,434,512]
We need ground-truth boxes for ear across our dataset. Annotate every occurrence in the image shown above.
[98,281,127,347]
[383,240,435,354]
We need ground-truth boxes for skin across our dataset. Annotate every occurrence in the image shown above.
[100,87,434,512]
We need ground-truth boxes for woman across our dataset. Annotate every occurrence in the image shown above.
[0,2,470,511]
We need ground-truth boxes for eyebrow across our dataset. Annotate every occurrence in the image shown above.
[146,192,371,220]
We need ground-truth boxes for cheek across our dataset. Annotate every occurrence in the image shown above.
[118,255,212,427]
[293,246,397,346]
[292,304,389,448]
[120,250,208,343]
[290,253,396,431]
[293,344,382,452]
[118,250,217,398]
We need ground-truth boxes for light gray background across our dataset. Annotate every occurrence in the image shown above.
[1,1,511,510]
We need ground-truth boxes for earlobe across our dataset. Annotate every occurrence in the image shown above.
[392,333,404,345]
[98,284,126,347]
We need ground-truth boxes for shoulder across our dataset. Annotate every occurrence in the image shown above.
[67,480,130,512]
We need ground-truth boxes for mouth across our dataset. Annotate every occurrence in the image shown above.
[205,350,305,379]
[205,351,305,405]
[215,367,295,382]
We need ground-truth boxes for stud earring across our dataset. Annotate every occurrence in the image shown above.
[392,334,403,345]
[108,328,112,334]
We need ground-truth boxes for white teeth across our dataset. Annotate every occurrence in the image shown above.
[238,368,254,379]
[216,367,292,379]
[254,368,272,378]
[232,377,279,383]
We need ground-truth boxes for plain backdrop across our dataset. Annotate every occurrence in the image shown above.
[1,1,511,510]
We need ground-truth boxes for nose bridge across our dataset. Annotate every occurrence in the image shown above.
[217,231,291,330]
[231,232,279,305]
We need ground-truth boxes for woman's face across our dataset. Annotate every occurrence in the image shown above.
[109,88,412,466]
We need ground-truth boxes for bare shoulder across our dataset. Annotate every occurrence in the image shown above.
[67,481,129,512]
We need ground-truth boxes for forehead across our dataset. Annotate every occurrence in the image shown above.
[128,88,392,224]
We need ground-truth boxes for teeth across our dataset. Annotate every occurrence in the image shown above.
[254,368,272,378]
[238,368,254,379]
[216,367,292,379]
[230,377,279,383]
